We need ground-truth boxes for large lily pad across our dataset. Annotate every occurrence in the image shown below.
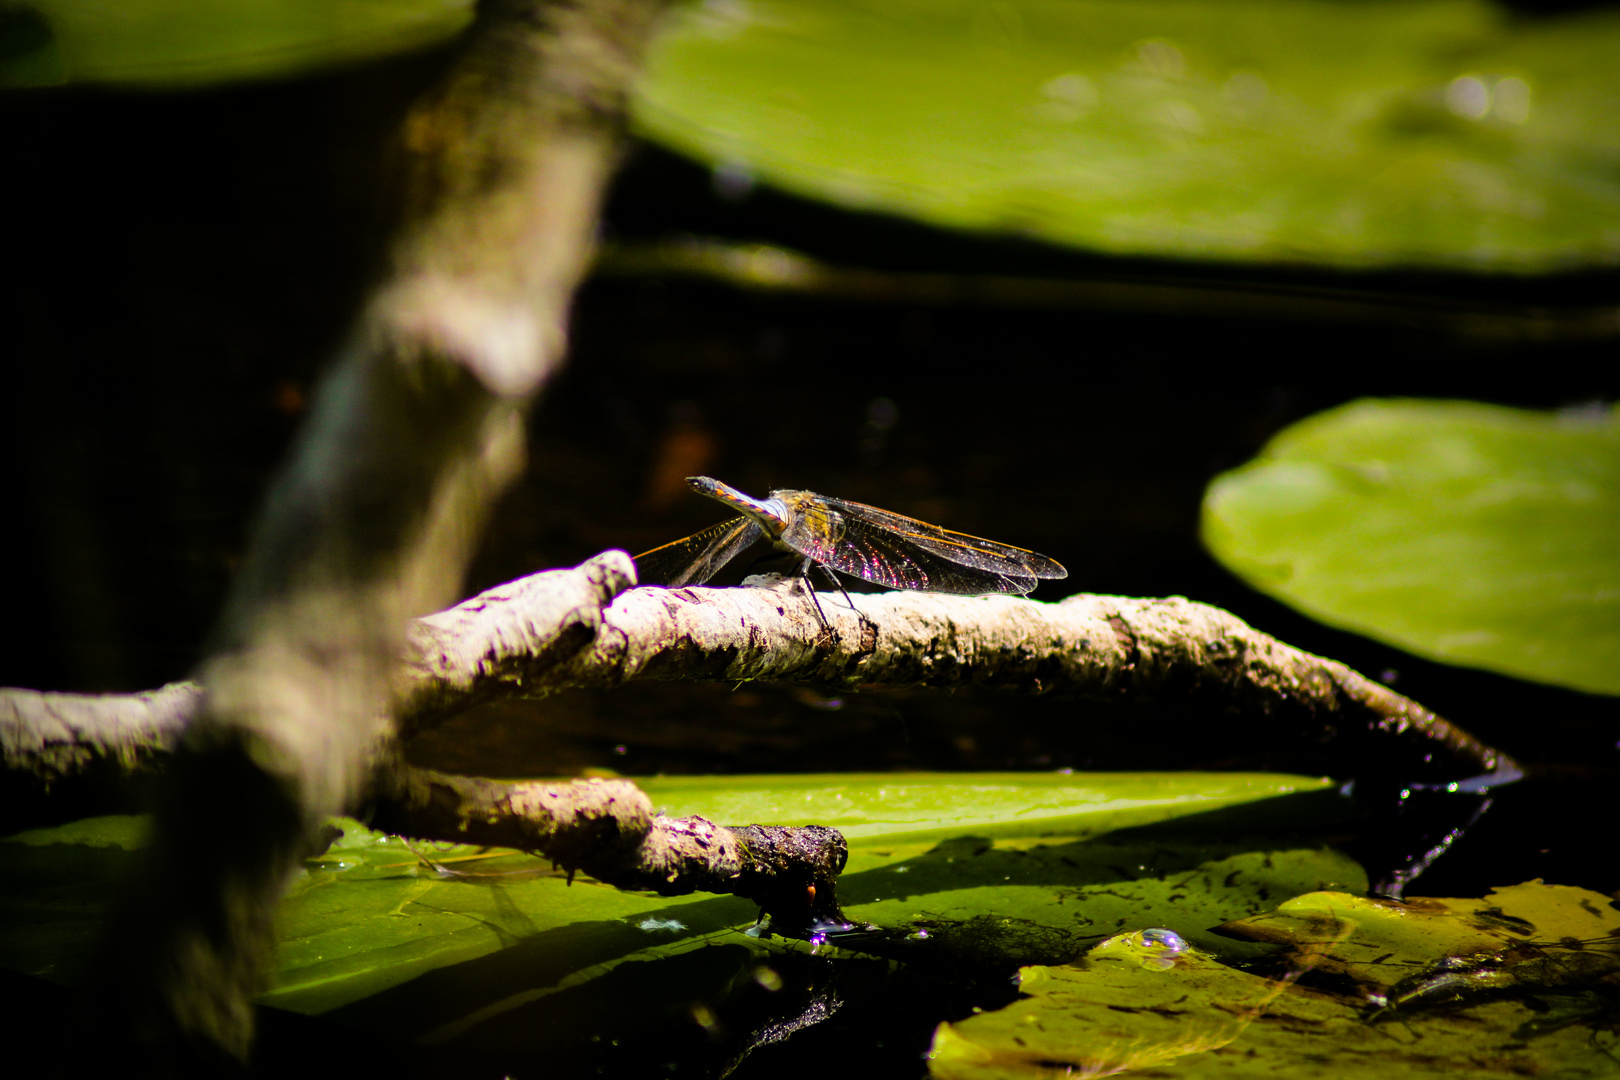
[15,0,1619,270]
[0,0,472,87]
[638,771,1338,851]
[0,770,1351,1055]
[636,0,1620,271]
[838,838,1364,966]
[1202,398,1620,696]
[931,881,1620,1078]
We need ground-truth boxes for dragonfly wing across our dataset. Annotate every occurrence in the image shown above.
[819,496,1068,582]
[779,500,929,589]
[634,518,762,587]
[780,501,1035,594]
[838,517,1040,594]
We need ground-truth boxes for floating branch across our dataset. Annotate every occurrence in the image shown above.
[368,763,849,931]
[402,551,1513,782]
[5,549,1512,828]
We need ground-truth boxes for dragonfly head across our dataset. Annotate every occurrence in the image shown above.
[687,476,790,538]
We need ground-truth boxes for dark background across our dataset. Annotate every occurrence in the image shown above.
[2,31,1616,903]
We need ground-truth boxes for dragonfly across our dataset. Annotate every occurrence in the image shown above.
[635,477,1067,622]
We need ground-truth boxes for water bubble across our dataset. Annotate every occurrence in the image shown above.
[1446,75,1491,121]
[1135,927,1188,953]
[1155,99,1204,136]
[1222,70,1268,110]
[1136,39,1186,80]
[1494,76,1531,123]
[809,917,855,937]
[1036,73,1097,121]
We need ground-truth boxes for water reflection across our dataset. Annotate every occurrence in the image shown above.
[1446,73,1533,124]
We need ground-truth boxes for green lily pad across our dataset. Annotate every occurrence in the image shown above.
[0,0,473,88]
[278,771,1343,1014]
[0,816,144,981]
[636,0,1620,271]
[1202,398,1620,696]
[0,772,1342,1024]
[839,838,1365,966]
[266,827,754,1015]
[638,771,1338,851]
[931,882,1620,1078]
[1219,880,1620,995]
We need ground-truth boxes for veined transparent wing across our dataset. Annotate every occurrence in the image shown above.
[789,493,1067,585]
[826,496,1067,581]
[634,518,762,587]
[779,496,1042,595]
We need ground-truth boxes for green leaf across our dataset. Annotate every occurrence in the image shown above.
[1202,398,1620,695]
[0,816,144,981]
[931,882,1620,1079]
[0,0,473,88]
[0,773,1342,1025]
[270,772,1339,1014]
[637,771,1338,850]
[838,839,1365,965]
[635,0,1620,271]
[1219,880,1620,992]
[265,827,754,1015]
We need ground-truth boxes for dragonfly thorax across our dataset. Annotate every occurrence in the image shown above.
[775,489,847,545]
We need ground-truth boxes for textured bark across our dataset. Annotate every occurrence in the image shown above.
[398,551,1512,783]
[368,765,849,931]
[0,683,190,786]
[4,551,1514,807]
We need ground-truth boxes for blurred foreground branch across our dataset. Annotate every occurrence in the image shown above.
[50,0,673,1064]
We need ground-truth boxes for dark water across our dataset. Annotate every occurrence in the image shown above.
[1,42,1616,1077]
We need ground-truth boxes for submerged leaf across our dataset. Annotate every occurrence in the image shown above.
[933,881,1620,1078]
[1203,399,1620,695]
[1219,881,1620,998]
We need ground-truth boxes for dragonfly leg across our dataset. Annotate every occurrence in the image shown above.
[816,562,861,614]
[818,562,880,640]
[794,557,833,630]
